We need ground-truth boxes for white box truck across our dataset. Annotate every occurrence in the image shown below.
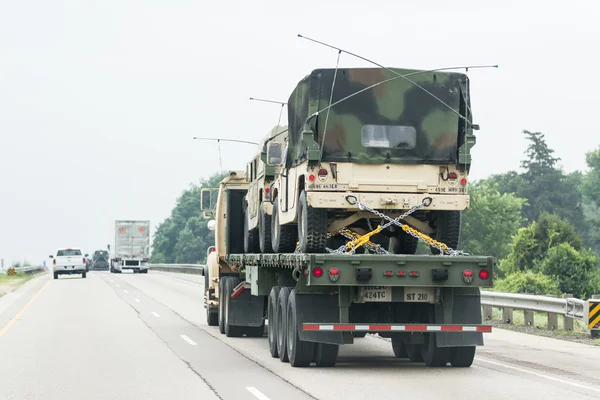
[110,220,150,274]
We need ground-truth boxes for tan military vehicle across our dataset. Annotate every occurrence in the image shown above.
[265,67,477,254]
[243,125,287,253]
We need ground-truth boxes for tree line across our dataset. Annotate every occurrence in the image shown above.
[150,130,600,299]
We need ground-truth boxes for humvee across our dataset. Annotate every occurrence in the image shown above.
[264,67,477,254]
[242,125,288,253]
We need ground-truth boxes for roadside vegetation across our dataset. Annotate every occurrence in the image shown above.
[151,130,600,299]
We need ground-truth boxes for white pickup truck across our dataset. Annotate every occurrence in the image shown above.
[50,248,88,280]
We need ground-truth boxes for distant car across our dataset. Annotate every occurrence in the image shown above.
[91,250,110,271]
[50,248,87,279]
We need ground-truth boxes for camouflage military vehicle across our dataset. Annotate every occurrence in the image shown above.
[265,67,476,254]
[243,125,288,254]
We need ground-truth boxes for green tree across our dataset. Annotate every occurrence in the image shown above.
[151,172,226,264]
[460,181,526,259]
[494,270,561,296]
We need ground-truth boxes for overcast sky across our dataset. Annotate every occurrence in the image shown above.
[1,0,598,266]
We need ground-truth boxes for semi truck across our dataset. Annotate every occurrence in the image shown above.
[110,220,150,274]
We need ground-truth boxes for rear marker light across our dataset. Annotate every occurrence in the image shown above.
[329,267,340,282]
[265,187,270,193]
[448,172,458,179]
[460,178,468,185]
[313,267,323,278]
[463,269,474,283]
[384,270,393,277]
[410,271,419,277]
[479,270,489,280]
[397,270,406,277]
[308,174,315,181]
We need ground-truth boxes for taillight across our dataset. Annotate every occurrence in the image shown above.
[312,267,323,278]
[308,174,315,182]
[329,267,340,282]
[265,187,270,193]
[479,270,489,280]
[83,258,86,263]
[410,271,419,277]
[318,169,328,178]
[397,270,406,277]
[448,172,458,179]
[460,178,468,185]
[463,269,473,283]
[384,270,393,277]
[53,259,56,265]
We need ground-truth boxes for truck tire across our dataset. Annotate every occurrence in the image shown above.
[286,290,315,367]
[391,230,418,254]
[391,337,408,358]
[297,190,327,253]
[450,346,476,367]
[82,272,87,279]
[314,343,338,367]
[206,307,218,326]
[218,278,226,334]
[244,205,260,253]
[259,201,274,253]
[421,333,449,367]
[268,286,281,357]
[406,344,423,362]
[224,276,243,337]
[271,200,297,253]
[429,211,461,255]
[53,272,58,280]
[277,287,291,362]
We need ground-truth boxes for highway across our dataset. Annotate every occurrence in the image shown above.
[1,271,600,400]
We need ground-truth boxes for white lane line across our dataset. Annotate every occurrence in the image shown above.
[151,312,160,317]
[180,335,197,346]
[124,290,129,293]
[246,387,271,400]
[134,298,140,303]
[477,357,600,393]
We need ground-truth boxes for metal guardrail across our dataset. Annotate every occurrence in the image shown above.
[7,265,47,276]
[149,264,599,337]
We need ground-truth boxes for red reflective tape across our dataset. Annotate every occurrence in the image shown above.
[405,325,427,331]
[476,326,493,332]
[334,325,356,331]
[441,325,463,331]
[370,325,392,331]
[231,286,245,299]
[303,324,320,331]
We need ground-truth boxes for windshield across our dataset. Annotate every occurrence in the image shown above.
[94,251,109,257]
[56,249,82,256]
[361,125,417,149]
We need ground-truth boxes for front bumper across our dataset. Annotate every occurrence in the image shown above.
[306,192,469,211]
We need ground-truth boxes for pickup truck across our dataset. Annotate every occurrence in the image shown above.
[50,248,88,279]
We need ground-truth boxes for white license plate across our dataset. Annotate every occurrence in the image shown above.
[359,286,391,302]
[404,287,435,303]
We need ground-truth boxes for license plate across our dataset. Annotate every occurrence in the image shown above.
[359,286,391,302]
[404,287,435,303]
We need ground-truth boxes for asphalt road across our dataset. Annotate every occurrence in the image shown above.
[1,271,600,400]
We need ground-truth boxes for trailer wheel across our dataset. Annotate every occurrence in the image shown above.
[244,205,260,253]
[277,287,291,362]
[429,211,461,255]
[391,337,408,358]
[218,278,226,334]
[421,333,449,367]
[224,276,243,337]
[206,307,218,326]
[286,290,315,367]
[297,190,327,253]
[259,201,274,253]
[406,344,423,362]
[314,343,338,367]
[268,286,281,357]
[450,346,476,367]
[271,199,297,253]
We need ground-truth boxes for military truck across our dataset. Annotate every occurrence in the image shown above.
[265,67,476,255]
[91,249,110,271]
[200,171,495,368]
[243,125,288,254]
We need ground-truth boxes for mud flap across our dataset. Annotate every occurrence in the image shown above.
[295,293,344,345]
[436,289,484,347]
[228,288,265,328]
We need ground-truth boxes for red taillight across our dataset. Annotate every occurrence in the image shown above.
[313,267,323,277]
[329,267,340,282]
[308,174,315,181]
[448,172,458,179]
[384,270,393,277]
[410,271,419,277]
[53,259,56,265]
[460,178,468,185]
[265,187,270,193]
[479,270,489,280]
[463,270,473,278]
[212,248,216,252]
[318,168,328,177]
[397,270,406,277]
[83,258,86,263]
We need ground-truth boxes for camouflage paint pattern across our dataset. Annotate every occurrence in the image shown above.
[286,67,473,167]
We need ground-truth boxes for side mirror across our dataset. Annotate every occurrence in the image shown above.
[200,188,212,211]
[85,254,89,257]
[266,142,283,166]
[49,255,54,258]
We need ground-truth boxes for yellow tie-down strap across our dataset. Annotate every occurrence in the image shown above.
[589,300,600,329]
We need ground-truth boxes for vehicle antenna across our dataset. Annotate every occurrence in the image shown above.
[249,97,289,147]
[298,34,497,127]
[193,137,260,175]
